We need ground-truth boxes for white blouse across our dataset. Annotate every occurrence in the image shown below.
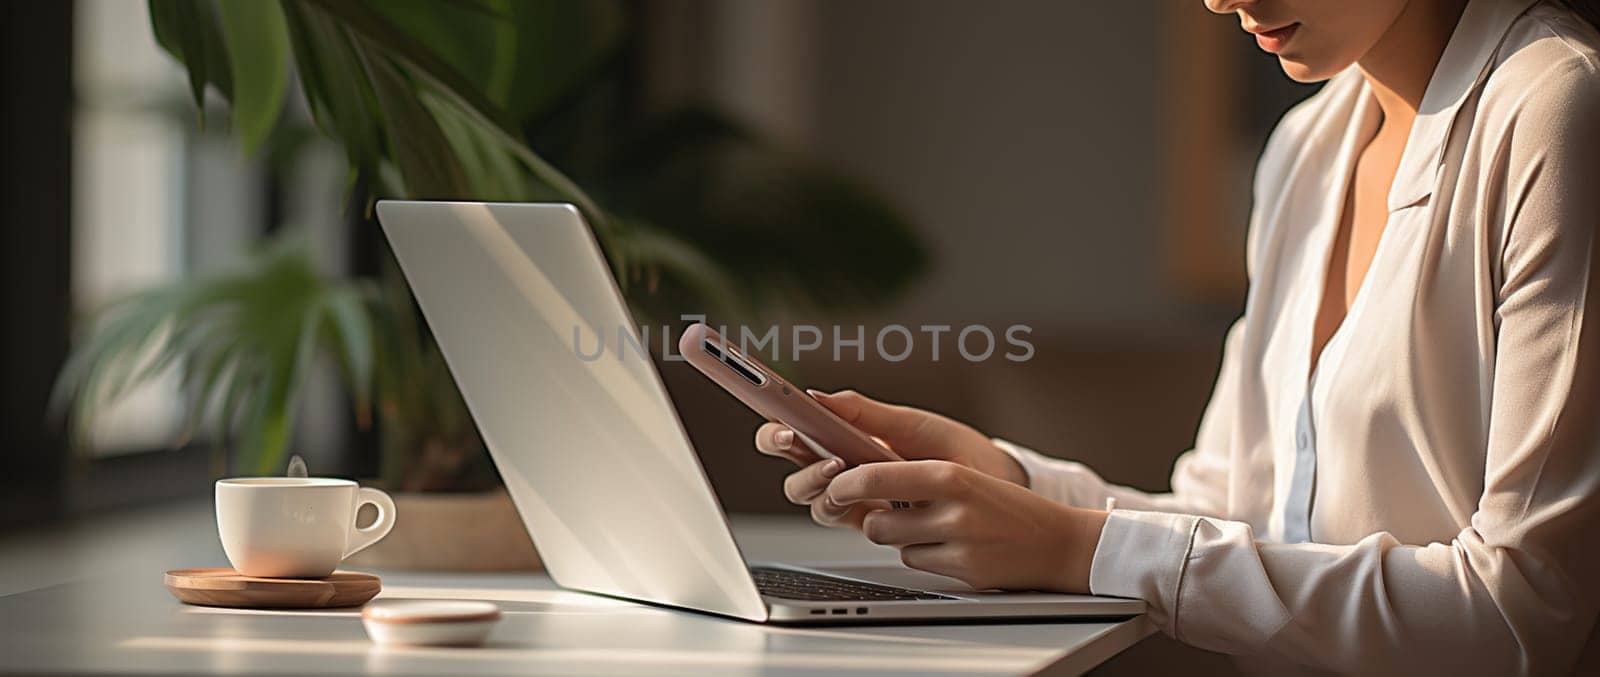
[997,1,1600,673]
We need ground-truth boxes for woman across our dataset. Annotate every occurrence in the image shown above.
[755,0,1600,673]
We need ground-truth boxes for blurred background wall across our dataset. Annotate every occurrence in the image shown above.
[1,0,1315,528]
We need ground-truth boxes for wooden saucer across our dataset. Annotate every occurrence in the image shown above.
[164,568,381,609]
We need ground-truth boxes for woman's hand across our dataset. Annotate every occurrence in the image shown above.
[754,390,1028,530]
[831,460,1107,592]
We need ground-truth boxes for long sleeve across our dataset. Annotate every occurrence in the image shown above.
[1089,60,1600,675]
[993,317,1247,520]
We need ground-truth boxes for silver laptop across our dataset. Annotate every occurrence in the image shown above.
[376,200,1144,624]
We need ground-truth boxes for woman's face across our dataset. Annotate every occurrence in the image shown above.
[1204,0,1412,82]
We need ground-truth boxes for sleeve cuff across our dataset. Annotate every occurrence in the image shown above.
[1089,510,1291,647]
[1088,509,1201,636]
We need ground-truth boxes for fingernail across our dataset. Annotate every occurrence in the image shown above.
[821,458,845,478]
[806,389,828,398]
[774,429,794,449]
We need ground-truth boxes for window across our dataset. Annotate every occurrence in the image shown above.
[71,0,264,455]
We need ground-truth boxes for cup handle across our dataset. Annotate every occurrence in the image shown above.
[345,487,397,558]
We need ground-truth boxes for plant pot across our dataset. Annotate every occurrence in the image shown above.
[346,488,541,571]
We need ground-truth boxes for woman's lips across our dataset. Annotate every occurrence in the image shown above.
[1253,23,1299,54]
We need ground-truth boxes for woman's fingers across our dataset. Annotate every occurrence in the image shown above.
[758,406,981,535]
[810,390,939,452]
[755,422,822,466]
[783,459,845,505]
[771,457,884,529]
[898,543,967,580]
[860,506,950,546]
[828,460,970,506]
[810,495,888,529]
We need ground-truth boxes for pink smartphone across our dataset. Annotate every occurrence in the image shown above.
[679,323,902,467]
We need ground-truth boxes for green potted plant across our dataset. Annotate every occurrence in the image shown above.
[54,0,925,570]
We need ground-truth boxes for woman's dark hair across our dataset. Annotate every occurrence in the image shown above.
[1561,0,1600,31]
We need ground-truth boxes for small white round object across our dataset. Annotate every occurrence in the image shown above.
[361,599,502,647]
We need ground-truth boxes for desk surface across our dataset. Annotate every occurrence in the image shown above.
[0,500,1150,676]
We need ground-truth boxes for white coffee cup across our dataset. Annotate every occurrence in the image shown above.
[216,478,397,579]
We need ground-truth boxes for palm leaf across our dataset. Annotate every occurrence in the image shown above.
[322,285,375,427]
[51,236,379,474]
[296,0,620,256]
[281,1,383,168]
[148,0,232,123]
[215,0,290,156]
[420,89,528,201]
[350,36,473,199]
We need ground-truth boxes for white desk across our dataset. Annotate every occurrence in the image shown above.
[0,501,1151,676]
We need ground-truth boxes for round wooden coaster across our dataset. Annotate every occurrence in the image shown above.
[164,568,381,609]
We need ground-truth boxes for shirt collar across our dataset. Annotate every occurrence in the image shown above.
[1387,0,1540,211]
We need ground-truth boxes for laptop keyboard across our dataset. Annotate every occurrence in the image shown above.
[750,566,956,601]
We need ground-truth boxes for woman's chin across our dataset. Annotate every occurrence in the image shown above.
[1277,57,1343,84]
